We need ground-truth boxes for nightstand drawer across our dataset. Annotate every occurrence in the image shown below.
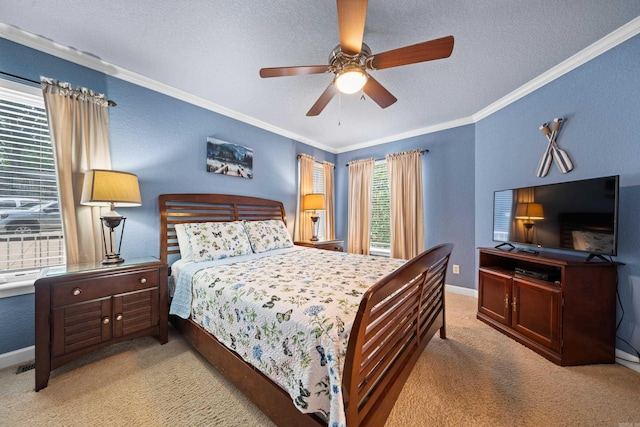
[51,268,159,307]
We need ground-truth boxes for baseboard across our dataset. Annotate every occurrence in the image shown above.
[445,284,640,372]
[445,284,478,298]
[2,292,636,375]
[0,345,34,370]
[616,349,640,373]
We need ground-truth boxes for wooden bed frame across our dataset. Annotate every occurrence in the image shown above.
[159,193,452,426]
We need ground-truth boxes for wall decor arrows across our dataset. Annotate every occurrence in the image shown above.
[536,117,573,177]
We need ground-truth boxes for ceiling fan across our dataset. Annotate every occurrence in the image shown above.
[259,0,455,116]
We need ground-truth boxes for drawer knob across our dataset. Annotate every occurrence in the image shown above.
[102,317,110,325]
[116,314,123,321]
[139,277,147,284]
[72,287,82,296]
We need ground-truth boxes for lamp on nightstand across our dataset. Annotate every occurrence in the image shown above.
[303,193,325,241]
[81,169,142,264]
[515,202,544,244]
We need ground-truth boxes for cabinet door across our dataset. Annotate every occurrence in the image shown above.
[51,298,112,357]
[478,269,512,326]
[112,287,159,338]
[512,278,561,353]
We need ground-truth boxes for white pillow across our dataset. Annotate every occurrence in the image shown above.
[243,220,293,253]
[184,221,253,262]
[174,223,195,262]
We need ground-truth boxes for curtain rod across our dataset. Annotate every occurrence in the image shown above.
[296,154,336,169]
[0,70,117,107]
[345,149,429,166]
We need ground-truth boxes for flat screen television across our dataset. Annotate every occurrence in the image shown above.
[492,175,619,258]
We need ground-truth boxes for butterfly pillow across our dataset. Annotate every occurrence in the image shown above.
[243,220,294,253]
[184,221,253,262]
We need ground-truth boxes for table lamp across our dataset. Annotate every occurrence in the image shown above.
[81,169,141,264]
[515,202,544,244]
[303,193,325,241]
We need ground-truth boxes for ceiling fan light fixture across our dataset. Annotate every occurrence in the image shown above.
[334,68,368,94]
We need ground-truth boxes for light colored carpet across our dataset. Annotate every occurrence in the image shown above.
[1,292,639,426]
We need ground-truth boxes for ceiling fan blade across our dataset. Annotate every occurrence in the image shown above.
[259,65,330,78]
[368,35,454,70]
[337,0,368,55]
[362,75,397,109]
[306,84,338,116]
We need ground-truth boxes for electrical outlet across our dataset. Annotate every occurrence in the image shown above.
[452,264,460,274]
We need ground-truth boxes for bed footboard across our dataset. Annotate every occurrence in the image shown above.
[343,243,453,426]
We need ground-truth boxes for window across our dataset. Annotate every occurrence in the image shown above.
[312,163,326,240]
[493,190,513,242]
[370,160,390,255]
[0,80,64,292]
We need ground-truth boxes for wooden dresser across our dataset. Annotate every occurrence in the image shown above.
[477,247,617,366]
[295,239,344,252]
[35,257,168,391]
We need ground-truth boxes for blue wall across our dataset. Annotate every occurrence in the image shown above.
[335,125,476,290]
[0,294,34,353]
[475,34,640,356]
[0,37,335,354]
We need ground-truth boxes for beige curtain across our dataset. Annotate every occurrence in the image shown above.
[323,161,336,240]
[347,158,374,254]
[294,153,315,241]
[387,149,424,260]
[41,78,112,264]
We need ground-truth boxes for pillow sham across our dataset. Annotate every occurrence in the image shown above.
[243,219,294,253]
[183,221,253,262]
[174,223,195,262]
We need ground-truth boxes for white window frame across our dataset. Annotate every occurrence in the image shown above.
[0,79,63,297]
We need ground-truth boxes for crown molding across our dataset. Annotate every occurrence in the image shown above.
[473,16,640,122]
[0,23,335,153]
[335,116,475,154]
[3,17,639,154]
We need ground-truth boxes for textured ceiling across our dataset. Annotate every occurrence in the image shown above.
[2,1,640,152]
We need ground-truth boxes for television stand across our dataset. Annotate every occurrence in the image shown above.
[477,247,617,365]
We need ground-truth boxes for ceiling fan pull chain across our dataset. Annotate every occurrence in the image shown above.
[338,91,342,126]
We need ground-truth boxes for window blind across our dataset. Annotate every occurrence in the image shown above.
[0,81,64,274]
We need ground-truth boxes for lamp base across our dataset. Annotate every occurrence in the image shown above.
[99,216,126,265]
[310,215,320,242]
[101,253,124,265]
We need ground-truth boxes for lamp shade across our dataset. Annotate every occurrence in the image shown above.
[81,169,142,207]
[515,203,544,220]
[303,193,325,211]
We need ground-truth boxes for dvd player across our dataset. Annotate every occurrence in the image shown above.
[514,267,560,282]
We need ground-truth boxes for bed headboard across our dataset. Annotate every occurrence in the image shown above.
[158,194,287,265]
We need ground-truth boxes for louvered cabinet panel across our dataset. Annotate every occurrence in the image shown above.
[113,287,159,338]
[51,299,112,357]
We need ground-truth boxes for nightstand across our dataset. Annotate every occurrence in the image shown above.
[295,239,344,252]
[35,257,168,391]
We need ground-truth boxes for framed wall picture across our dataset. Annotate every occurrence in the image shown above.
[206,137,253,179]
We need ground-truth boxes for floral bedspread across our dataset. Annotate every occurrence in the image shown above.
[184,247,406,427]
